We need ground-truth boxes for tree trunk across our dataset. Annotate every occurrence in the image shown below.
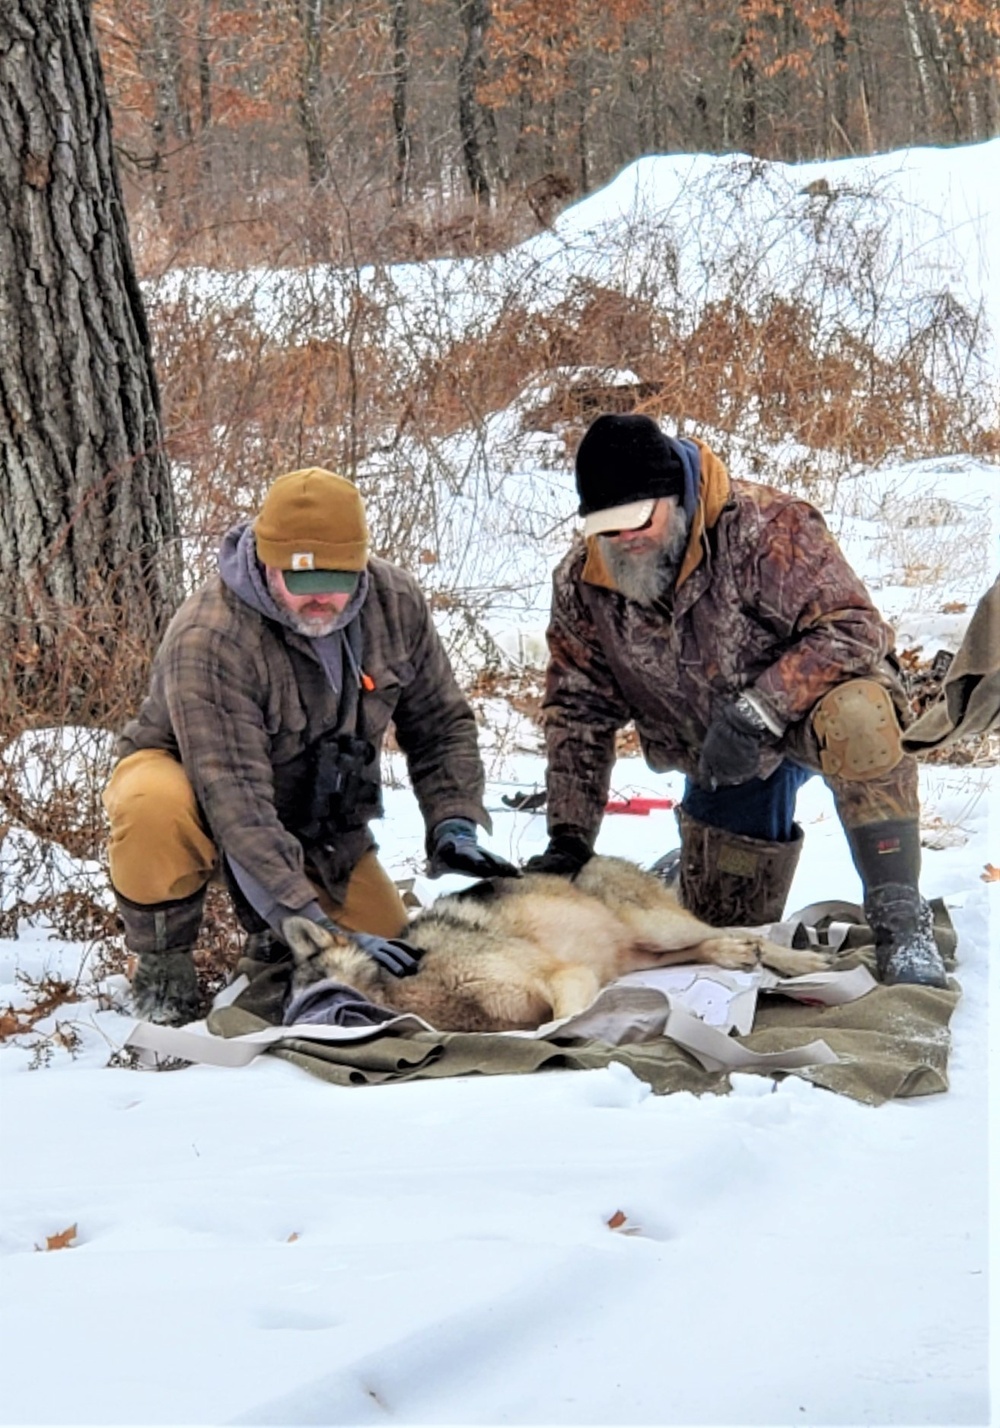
[298,0,330,187]
[390,0,412,205]
[456,0,494,203]
[197,0,214,183]
[832,0,850,151]
[740,44,757,151]
[0,0,181,727]
[910,0,965,140]
[901,0,932,138]
[148,0,191,212]
[574,36,591,194]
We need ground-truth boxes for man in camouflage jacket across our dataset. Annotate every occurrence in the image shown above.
[104,467,517,1026]
[527,414,947,988]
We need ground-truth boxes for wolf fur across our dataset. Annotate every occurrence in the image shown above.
[281,855,830,1034]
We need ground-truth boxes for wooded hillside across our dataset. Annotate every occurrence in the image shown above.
[95,0,1000,268]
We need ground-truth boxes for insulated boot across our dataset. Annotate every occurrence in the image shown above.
[114,887,204,1026]
[846,820,948,988]
[676,808,804,927]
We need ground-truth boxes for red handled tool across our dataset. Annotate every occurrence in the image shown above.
[604,797,676,815]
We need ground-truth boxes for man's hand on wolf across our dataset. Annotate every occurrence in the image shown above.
[426,818,521,880]
[523,829,593,879]
[315,917,424,977]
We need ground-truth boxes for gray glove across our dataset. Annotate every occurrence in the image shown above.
[316,917,423,978]
[131,952,201,1026]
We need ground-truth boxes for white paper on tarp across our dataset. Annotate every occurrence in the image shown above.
[615,966,761,1033]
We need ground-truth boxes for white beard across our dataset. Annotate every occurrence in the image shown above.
[598,506,690,606]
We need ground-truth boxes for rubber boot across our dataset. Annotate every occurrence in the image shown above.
[846,819,948,988]
[114,887,204,1025]
[676,808,804,927]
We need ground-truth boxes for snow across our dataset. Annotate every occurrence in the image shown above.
[2,138,999,1427]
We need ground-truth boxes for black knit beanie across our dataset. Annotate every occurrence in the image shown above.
[575,414,684,516]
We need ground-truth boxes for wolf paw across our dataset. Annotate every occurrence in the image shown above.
[696,934,764,970]
[759,942,832,978]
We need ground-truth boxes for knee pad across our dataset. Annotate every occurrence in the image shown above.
[812,680,903,780]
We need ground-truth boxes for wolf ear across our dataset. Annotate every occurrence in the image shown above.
[281,915,336,965]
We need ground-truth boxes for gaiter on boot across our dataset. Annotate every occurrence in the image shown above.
[676,808,804,926]
[115,886,203,1025]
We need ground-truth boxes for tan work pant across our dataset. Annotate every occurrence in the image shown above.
[102,748,408,936]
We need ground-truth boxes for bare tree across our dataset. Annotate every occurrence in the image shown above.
[0,0,181,724]
[298,0,331,186]
[456,0,496,202]
[148,0,192,211]
[391,0,413,204]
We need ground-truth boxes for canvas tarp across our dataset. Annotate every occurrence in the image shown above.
[124,902,959,1108]
[903,574,1000,751]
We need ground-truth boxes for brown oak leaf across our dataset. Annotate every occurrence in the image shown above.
[37,1224,77,1252]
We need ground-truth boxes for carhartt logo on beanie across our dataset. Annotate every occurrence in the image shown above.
[254,468,369,574]
[575,414,684,535]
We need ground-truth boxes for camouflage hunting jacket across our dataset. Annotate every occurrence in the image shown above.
[117,557,489,911]
[543,440,897,842]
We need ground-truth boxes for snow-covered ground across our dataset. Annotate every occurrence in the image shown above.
[0,756,994,1426]
[2,135,998,1427]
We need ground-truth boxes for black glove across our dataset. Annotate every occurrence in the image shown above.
[523,829,594,879]
[697,696,779,790]
[131,951,201,1026]
[426,818,521,879]
[316,916,423,978]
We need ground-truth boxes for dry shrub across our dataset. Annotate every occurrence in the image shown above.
[128,179,551,281]
[141,161,996,613]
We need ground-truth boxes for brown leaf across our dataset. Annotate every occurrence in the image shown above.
[981,864,1000,883]
[286,1231,301,1243]
[942,601,967,614]
[0,1010,24,1040]
[36,1224,77,1252]
[606,1209,644,1236]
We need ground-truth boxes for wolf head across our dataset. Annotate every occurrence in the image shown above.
[281,916,384,997]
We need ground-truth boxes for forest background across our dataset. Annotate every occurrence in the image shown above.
[98,0,1000,263]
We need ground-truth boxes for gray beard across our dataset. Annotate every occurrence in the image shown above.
[264,568,341,638]
[287,612,340,638]
[598,506,690,606]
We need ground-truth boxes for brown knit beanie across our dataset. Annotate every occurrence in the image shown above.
[254,468,369,573]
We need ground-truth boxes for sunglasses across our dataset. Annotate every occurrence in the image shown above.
[606,512,655,537]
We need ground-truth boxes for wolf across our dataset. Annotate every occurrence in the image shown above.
[281,855,830,1034]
